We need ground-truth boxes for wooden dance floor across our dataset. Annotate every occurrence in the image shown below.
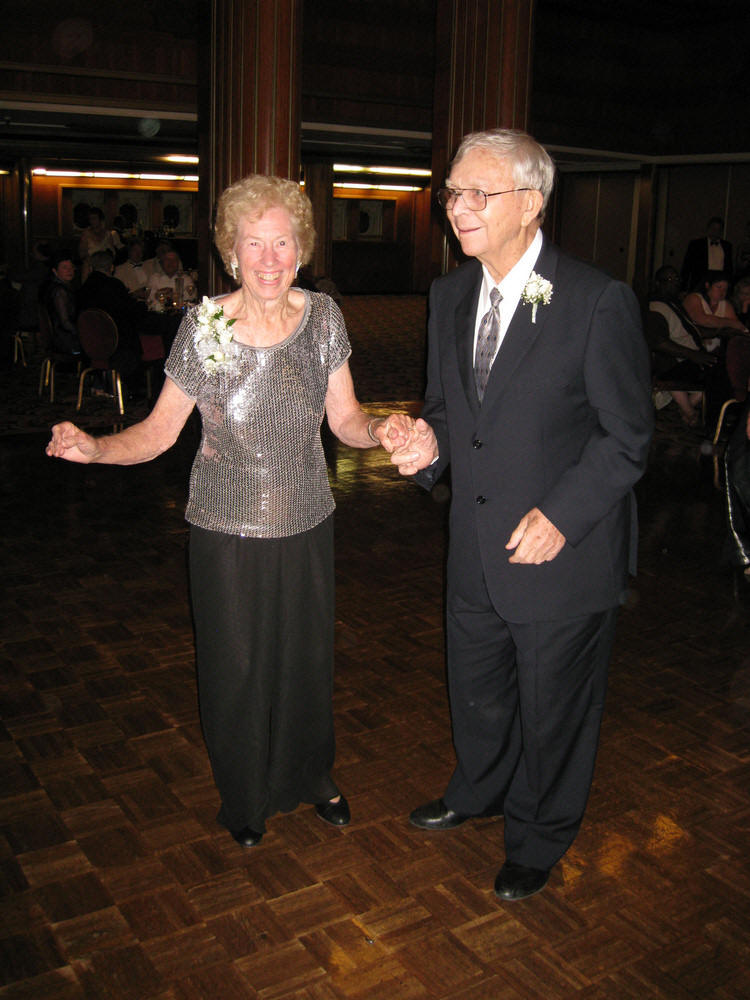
[1,295,749,998]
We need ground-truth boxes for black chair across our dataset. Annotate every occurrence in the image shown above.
[38,305,80,401]
[13,332,27,366]
[76,309,125,417]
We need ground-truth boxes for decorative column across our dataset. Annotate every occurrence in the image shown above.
[198,0,302,294]
[304,162,333,279]
[431,0,535,276]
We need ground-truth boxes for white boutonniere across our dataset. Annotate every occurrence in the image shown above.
[194,296,236,374]
[521,271,553,323]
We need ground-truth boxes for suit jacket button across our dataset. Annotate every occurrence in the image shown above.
[476,495,486,504]
[472,438,482,448]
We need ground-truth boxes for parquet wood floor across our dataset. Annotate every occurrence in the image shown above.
[2,297,750,998]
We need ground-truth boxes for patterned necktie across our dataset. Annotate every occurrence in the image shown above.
[474,287,502,403]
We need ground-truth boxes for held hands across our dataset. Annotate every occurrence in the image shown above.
[384,417,438,476]
[46,422,100,464]
[506,507,565,564]
[371,413,415,453]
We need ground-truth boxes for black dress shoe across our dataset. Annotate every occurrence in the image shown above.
[231,826,264,847]
[409,798,470,830]
[315,795,350,826]
[493,861,549,901]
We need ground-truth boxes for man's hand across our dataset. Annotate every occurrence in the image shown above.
[506,507,565,564]
[389,418,439,476]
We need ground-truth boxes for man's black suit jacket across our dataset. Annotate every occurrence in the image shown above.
[415,240,654,623]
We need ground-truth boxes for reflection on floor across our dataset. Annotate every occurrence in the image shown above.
[1,298,749,998]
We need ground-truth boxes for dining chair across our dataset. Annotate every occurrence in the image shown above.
[138,331,166,400]
[13,332,27,366]
[712,397,742,489]
[76,309,125,417]
[38,305,79,401]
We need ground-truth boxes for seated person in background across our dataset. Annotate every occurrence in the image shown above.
[142,239,182,282]
[43,254,81,355]
[11,240,52,333]
[147,250,187,310]
[681,217,733,292]
[77,250,142,384]
[647,266,722,426]
[735,221,750,279]
[683,271,750,404]
[732,275,750,328]
[683,271,748,335]
[114,238,149,300]
[110,216,127,265]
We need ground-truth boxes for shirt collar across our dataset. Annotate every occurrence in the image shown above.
[479,228,544,314]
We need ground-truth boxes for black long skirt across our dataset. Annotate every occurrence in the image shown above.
[189,516,339,833]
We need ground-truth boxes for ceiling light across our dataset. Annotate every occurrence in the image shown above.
[333,164,431,177]
[32,168,198,182]
[334,182,422,192]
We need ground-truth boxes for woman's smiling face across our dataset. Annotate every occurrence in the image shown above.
[234,206,299,303]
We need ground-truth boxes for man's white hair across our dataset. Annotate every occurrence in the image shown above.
[451,128,556,217]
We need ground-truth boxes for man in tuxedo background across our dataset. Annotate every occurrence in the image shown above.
[387,129,654,901]
[681,216,733,292]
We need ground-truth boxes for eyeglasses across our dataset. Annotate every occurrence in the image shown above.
[436,187,532,211]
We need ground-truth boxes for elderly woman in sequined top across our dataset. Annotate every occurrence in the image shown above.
[47,174,407,848]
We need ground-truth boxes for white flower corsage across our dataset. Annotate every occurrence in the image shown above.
[521,271,553,323]
[194,296,236,374]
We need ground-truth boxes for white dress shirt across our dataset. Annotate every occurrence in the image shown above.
[707,238,725,272]
[114,259,148,293]
[473,228,544,365]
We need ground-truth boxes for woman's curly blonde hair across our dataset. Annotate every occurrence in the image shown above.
[214,175,316,273]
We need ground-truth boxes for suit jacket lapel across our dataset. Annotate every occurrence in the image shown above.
[454,264,482,416]
[481,240,559,409]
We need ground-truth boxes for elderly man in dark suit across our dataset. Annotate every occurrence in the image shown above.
[383,129,653,901]
[681,217,733,291]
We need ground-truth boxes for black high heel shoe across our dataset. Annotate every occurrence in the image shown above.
[315,795,350,826]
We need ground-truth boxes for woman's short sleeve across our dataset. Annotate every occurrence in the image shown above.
[164,311,206,400]
[325,298,352,375]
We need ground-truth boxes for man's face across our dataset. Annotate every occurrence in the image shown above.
[128,243,143,264]
[446,148,538,278]
[162,252,179,277]
[707,221,722,240]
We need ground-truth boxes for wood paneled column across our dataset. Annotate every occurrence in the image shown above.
[304,162,333,279]
[431,0,535,276]
[198,0,302,294]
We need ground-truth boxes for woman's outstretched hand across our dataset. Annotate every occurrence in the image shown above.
[46,422,101,464]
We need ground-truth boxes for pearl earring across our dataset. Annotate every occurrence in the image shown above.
[230,260,238,281]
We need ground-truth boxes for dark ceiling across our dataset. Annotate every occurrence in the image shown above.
[1,0,748,172]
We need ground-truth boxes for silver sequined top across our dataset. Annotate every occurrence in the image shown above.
[165,290,351,538]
